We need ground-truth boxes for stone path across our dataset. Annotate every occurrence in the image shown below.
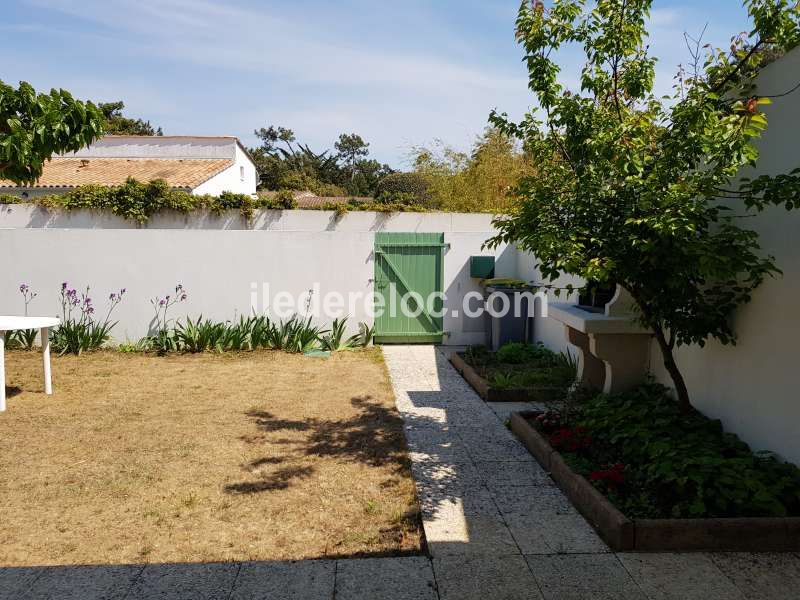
[382,345,800,600]
[2,344,800,599]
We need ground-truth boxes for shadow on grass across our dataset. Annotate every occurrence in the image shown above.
[224,395,411,495]
[3,385,22,399]
[225,466,315,494]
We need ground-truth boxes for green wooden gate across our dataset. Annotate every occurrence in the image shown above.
[373,232,445,344]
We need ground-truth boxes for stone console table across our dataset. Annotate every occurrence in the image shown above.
[549,287,652,394]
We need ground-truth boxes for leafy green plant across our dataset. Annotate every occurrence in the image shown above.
[275,189,298,209]
[554,384,800,518]
[319,317,359,352]
[174,317,227,353]
[554,350,578,380]
[131,305,373,355]
[213,191,255,220]
[495,342,554,365]
[117,339,151,353]
[0,80,104,184]
[261,315,325,353]
[267,317,296,351]
[51,284,125,355]
[7,328,38,351]
[247,315,274,349]
[288,316,326,353]
[19,179,259,223]
[355,322,375,347]
[489,372,523,390]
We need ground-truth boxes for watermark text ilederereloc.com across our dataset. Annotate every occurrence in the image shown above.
[250,283,549,320]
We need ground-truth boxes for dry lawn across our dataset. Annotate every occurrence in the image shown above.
[0,348,422,566]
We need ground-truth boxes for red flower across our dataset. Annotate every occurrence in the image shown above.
[548,427,592,452]
[589,464,626,488]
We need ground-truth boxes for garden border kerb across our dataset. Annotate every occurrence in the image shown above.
[509,411,800,552]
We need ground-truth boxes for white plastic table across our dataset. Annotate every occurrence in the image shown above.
[0,316,60,411]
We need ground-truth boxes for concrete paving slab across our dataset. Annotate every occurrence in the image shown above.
[425,514,520,557]
[230,560,334,600]
[14,564,143,600]
[446,408,504,428]
[408,448,473,463]
[491,485,576,517]
[334,557,437,600]
[397,406,448,431]
[473,460,554,488]
[506,513,610,554]
[618,553,745,600]
[434,554,545,600]
[462,437,532,462]
[404,426,462,450]
[419,484,500,517]
[709,552,800,600]
[0,567,45,600]
[455,422,518,440]
[525,554,645,599]
[128,562,239,600]
[411,458,482,489]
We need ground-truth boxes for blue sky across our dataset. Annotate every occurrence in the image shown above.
[4,1,750,168]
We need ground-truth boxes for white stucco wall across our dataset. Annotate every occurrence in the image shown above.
[515,249,583,353]
[0,207,508,346]
[648,48,800,464]
[193,144,258,196]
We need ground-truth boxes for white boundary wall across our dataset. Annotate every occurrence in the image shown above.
[0,207,514,346]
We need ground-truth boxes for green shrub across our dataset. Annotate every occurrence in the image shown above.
[212,191,255,219]
[567,384,800,518]
[54,178,196,222]
[496,342,554,365]
[256,190,298,210]
[274,189,298,209]
[277,171,317,191]
[374,172,432,206]
[312,182,346,197]
[11,178,258,223]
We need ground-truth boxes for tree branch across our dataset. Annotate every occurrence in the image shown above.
[712,39,765,93]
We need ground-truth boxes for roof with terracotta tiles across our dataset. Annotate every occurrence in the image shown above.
[0,158,234,190]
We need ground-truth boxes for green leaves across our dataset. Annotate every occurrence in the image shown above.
[570,384,800,518]
[490,1,800,405]
[23,178,257,223]
[0,80,104,185]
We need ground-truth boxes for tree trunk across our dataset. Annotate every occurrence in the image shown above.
[652,325,691,413]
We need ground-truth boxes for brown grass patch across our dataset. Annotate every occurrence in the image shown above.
[0,348,422,566]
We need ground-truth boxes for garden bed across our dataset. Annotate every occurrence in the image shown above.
[449,342,574,403]
[0,349,422,566]
[509,385,800,551]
